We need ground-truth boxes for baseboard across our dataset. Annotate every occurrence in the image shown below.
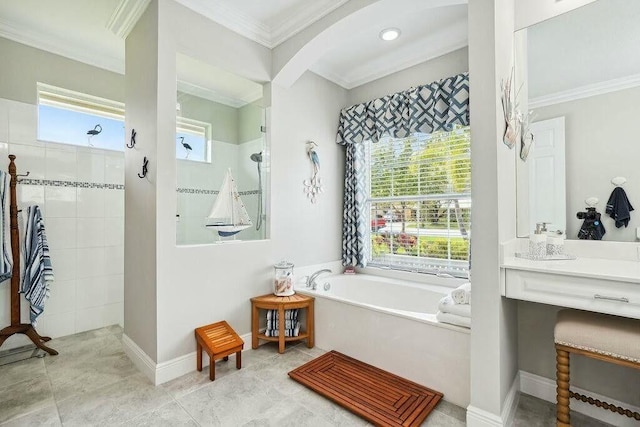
[466,405,504,427]
[155,331,253,385]
[519,370,640,427]
[124,331,253,386]
[501,372,520,427]
[466,373,520,427]
[122,333,156,384]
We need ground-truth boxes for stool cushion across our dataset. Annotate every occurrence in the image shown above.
[555,309,640,363]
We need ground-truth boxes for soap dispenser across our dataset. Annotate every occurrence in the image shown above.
[529,223,547,259]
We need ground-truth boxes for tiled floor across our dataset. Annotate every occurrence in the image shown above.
[0,325,614,426]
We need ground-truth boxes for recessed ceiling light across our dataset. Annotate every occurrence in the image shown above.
[379,28,401,41]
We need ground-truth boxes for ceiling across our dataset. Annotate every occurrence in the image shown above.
[0,0,468,102]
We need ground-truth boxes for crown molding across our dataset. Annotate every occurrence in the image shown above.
[270,0,350,47]
[174,0,349,48]
[0,18,124,74]
[177,80,262,108]
[106,0,152,39]
[174,0,272,47]
[312,41,468,90]
[529,73,640,109]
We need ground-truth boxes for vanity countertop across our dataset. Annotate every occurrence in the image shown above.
[501,256,640,284]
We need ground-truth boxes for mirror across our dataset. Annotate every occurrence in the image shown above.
[176,53,268,245]
[516,0,640,241]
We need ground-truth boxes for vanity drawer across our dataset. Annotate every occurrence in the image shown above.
[505,270,640,320]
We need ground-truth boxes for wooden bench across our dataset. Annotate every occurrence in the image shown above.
[195,321,244,381]
[555,309,640,426]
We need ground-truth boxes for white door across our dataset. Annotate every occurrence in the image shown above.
[528,117,566,234]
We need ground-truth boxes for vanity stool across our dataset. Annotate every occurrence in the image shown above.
[554,309,640,426]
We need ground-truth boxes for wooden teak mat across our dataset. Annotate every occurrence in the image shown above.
[288,350,443,426]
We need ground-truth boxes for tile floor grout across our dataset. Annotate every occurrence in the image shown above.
[0,325,616,426]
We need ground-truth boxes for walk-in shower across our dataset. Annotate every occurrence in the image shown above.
[250,152,263,231]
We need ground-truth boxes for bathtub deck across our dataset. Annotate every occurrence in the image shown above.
[288,350,443,426]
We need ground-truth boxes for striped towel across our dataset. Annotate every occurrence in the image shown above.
[0,171,12,282]
[21,205,54,325]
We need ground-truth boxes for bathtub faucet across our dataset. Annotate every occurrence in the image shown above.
[307,269,332,290]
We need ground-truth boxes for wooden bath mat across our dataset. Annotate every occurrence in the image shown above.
[288,350,442,426]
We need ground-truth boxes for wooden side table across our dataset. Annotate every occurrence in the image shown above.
[251,293,314,354]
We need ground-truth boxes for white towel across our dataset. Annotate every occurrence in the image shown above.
[451,282,471,304]
[0,171,12,283]
[438,295,471,318]
[436,311,471,329]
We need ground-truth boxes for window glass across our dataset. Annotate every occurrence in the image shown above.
[38,104,125,151]
[366,126,471,277]
[176,118,210,162]
[38,83,211,162]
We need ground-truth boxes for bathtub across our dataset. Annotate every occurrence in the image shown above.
[296,273,470,407]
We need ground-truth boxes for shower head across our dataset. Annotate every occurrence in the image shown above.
[250,152,262,163]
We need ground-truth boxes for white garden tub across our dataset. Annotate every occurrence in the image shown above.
[296,273,470,407]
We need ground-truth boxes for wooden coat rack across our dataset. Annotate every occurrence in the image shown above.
[0,155,57,355]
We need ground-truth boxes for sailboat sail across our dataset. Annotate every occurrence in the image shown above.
[205,169,252,237]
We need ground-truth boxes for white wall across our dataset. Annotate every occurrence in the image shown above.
[135,0,348,367]
[154,68,347,363]
[124,0,160,361]
[514,0,595,31]
[0,39,125,350]
[467,0,519,425]
[348,47,469,106]
[534,88,640,242]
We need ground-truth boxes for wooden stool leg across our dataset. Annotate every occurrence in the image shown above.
[252,303,259,349]
[307,300,314,349]
[236,350,242,369]
[209,355,215,381]
[556,346,571,427]
[197,342,203,372]
[278,305,285,354]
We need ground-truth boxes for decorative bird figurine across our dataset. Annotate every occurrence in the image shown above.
[307,141,320,179]
[86,124,102,146]
[178,136,192,159]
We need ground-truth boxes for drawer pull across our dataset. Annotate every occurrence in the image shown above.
[594,294,629,303]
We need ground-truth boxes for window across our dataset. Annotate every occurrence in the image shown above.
[38,83,210,162]
[176,117,210,162]
[38,83,125,151]
[366,126,471,277]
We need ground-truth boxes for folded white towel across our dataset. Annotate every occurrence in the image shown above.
[436,311,471,328]
[451,282,471,304]
[438,295,471,318]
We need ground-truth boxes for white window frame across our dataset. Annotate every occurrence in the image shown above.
[364,127,471,278]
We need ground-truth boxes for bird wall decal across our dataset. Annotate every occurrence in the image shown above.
[304,141,323,203]
[178,136,192,159]
[86,124,102,146]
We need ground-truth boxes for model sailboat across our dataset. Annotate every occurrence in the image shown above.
[205,169,252,237]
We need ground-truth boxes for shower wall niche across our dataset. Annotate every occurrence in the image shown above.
[176,53,268,245]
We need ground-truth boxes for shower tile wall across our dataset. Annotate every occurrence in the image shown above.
[0,98,124,348]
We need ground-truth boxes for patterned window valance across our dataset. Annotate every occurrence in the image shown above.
[336,72,469,146]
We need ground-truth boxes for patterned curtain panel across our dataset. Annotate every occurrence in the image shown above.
[342,143,368,266]
[337,73,469,267]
